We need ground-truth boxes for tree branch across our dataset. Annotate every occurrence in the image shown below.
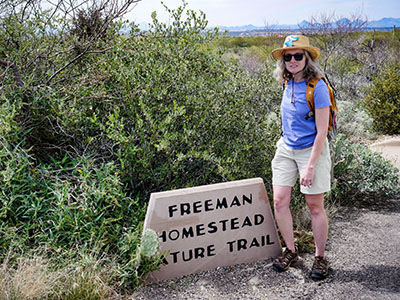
[46,0,141,85]
[0,59,24,87]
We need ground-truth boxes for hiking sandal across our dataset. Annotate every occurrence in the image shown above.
[311,256,329,280]
[272,248,300,272]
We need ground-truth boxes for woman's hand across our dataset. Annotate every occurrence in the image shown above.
[301,165,315,187]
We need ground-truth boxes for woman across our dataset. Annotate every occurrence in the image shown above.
[270,35,331,280]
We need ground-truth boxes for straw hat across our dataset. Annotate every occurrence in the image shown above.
[272,35,320,61]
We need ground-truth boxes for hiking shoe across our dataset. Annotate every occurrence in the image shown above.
[272,248,299,272]
[311,256,329,280]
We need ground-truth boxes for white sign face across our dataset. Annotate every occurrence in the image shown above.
[142,178,282,281]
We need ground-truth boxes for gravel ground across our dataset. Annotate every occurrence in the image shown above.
[131,198,400,300]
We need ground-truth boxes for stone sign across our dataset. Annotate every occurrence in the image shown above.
[142,178,282,282]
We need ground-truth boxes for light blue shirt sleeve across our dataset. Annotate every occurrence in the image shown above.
[314,79,331,109]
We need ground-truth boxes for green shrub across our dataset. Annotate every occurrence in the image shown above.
[28,4,282,198]
[331,134,400,204]
[337,100,376,142]
[361,63,400,134]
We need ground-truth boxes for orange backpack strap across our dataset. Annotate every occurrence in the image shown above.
[306,77,322,109]
[282,77,289,91]
[304,76,321,120]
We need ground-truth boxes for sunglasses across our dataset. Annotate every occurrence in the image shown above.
[283,53,304,62]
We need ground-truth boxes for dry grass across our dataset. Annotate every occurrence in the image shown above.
[0,251,120,300]
[0,256,53,300]
[293,198,338,232]
[57,264,119,300]
[292,199,339,253]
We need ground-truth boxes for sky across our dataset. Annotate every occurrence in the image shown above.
[126,0,400,27]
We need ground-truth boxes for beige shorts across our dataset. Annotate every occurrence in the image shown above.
[272,137,331,194]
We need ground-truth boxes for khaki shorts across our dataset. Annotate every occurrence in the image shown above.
[272,137,331,194]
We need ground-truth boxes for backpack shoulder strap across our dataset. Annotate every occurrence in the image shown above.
[282,77,289,91]
[321,76,338,112]
[306,76,322,112]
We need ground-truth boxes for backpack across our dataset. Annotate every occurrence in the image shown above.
[283,76,338,137]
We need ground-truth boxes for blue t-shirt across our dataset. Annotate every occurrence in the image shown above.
[281,78,330,149]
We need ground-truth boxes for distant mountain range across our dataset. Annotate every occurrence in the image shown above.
[213,17,400,32]
[367,17,400,28]
[137,17,400,32]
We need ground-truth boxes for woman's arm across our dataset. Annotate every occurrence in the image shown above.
[300,106,329,187]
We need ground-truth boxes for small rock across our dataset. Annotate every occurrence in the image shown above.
[196,279,209,291]
[243,267,256,272]
[249,275,262,286]
[288,268,305,283]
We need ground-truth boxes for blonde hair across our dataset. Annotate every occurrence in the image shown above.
[273,51,324,83]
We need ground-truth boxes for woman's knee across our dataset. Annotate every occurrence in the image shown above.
[308,203,325,217]
[273,186,292,212]
[305,194,326,216]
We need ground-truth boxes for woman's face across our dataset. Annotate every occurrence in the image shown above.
[283,49,306,76]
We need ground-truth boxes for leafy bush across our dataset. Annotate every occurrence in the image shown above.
[337,100,376,142]
[28,4,282,198]
[361,63,400,134]
[331,134,400,203]
[0,140,160,286]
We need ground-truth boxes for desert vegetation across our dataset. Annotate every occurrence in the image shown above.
[0,0,399,298]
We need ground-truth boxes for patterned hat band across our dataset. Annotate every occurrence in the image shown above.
[272,35,321,61]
